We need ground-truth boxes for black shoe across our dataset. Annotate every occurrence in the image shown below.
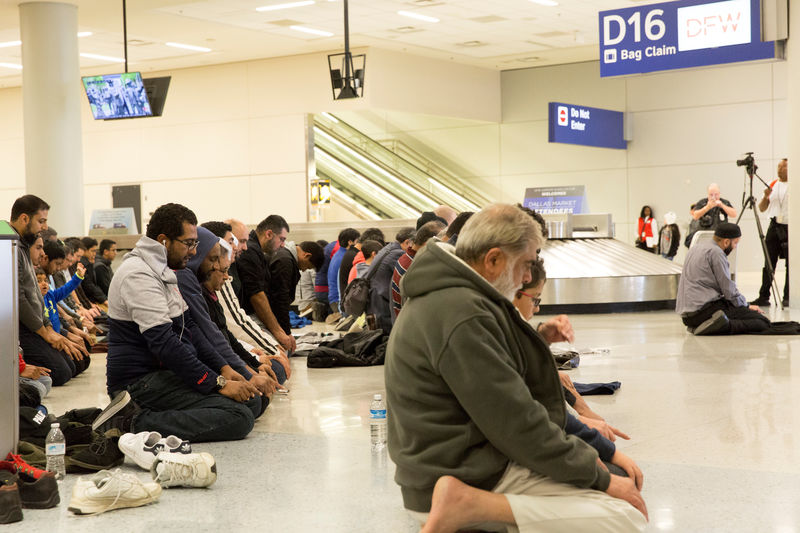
[67,432,125,472]
[0,461,59,510]
[0,483,22,524]
[92,391,139,435]
[694,310,730,336]
[750,298,770,306]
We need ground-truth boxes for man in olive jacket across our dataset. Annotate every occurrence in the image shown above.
[385,204,647,533]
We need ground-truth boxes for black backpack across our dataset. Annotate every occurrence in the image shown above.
[341,248,391,317]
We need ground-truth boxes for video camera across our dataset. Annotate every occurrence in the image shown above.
[736,152,757,175]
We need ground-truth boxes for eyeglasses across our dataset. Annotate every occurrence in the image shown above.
[518,291,541,306]
[175,238,199,250]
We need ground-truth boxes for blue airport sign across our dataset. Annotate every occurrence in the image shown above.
[599,0,777,77]
[548,102,626,150]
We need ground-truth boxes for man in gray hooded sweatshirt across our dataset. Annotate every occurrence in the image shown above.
[385,204,647,533]
[104,203,261,442]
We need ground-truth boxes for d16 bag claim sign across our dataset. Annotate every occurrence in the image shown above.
[599,0,777,77]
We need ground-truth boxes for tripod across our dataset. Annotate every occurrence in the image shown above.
[735,164,783,309]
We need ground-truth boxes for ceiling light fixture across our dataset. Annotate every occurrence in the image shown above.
[77,31,93,37]
[256,1,314,12]
[529,0,559,6]
[0,40,21,48]
[0,62,22,70]
[397,10,439,23]
[80,53,125,63]
[290,25,333,37]
[166,42,212,52]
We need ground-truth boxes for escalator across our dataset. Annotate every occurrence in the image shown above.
[312,113,489,219]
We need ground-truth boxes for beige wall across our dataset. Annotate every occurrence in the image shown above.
[337,59,787,272]
[0,47,500,231]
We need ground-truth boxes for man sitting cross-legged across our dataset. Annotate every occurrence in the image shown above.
[99,203,262,443]
[385,204,647,533]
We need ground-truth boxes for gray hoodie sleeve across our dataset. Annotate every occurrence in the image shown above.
[18,252,48,332]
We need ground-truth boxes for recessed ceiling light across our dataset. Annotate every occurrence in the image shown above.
[289,25,333,37]
[529,0,558,5]
[256,1,314,12]
[77,32,93,38]
[397,10,439,23]
[80,53,125,63]
[166,42,212,52]
[0,40,21,48]
[0,62,22,70]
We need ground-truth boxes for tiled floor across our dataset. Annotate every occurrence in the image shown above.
[9,272,800,532]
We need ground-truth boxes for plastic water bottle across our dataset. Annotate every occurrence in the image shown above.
[369,394,387,452]
[45,423,66,480]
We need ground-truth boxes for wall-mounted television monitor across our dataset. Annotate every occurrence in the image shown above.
[82,72,153,120]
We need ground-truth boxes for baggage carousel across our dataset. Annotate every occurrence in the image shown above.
[537,215,682,314]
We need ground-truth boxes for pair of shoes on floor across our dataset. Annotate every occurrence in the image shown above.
[694,310,730,336]
[749,297,770,307]
[68,469,161,515]
[68,452,217,516]
[0,455,60,523]
[92,391,140,437]
[119,431,192,470]
[347,314,366,334]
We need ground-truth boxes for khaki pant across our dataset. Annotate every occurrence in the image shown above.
[409,462,647,533]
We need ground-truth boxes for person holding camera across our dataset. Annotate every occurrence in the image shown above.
[751,158,789,307]
[691,184,738,228]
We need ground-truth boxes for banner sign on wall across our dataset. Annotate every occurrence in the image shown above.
[548,102,626,150]
[599,0,777,77]
[523,186,589,214]
[88,208,138,235]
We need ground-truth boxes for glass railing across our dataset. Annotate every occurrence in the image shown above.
[313,113,489,214]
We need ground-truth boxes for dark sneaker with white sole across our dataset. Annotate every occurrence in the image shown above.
[92,391,139,436]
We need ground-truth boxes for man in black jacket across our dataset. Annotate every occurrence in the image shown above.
[94,239,116,295]
[234,215,295,351]
[80,237,108,305]
[269,241,324,335]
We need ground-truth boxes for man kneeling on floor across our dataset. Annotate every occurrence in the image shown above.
[385,204,647,533]
[677,222,771,335]
[98,203,262,443]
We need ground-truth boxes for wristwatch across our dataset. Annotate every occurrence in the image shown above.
[215,375,227,391]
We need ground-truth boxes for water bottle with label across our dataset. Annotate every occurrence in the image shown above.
[369,394,387,452]
[45,422,66,480]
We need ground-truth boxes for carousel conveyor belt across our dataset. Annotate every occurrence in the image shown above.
[537,238,682,314]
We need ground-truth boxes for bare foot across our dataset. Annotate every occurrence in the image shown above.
[421,475,509,533]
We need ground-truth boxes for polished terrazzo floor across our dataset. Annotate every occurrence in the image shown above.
[8,272,800,532]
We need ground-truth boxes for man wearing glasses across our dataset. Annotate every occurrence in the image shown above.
[99,203,262,442]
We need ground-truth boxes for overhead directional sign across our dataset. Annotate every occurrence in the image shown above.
[548,102,626,150]
[599,0,778,77]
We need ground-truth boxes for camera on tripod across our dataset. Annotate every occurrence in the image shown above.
[736,152,757,175]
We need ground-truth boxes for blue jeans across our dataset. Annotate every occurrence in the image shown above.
[124,370,262,442]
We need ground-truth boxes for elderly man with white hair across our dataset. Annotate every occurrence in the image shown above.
[385,204,647,533]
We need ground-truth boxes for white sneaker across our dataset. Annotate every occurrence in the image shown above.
[68,469,161,515]
[118,431,162,470]
[151,452,217,488]
[157,435,192,455]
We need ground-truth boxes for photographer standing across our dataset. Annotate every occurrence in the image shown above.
[751,159,789,307]
[686,184,738,247]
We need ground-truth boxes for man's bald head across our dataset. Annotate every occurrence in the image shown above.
[707,183,721,203]
[434,205,457,225]
[225,219,249,241]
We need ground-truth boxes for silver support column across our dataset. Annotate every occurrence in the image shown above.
[19,1,85,236]
[0,223,20,458]
[788,4,800,308]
